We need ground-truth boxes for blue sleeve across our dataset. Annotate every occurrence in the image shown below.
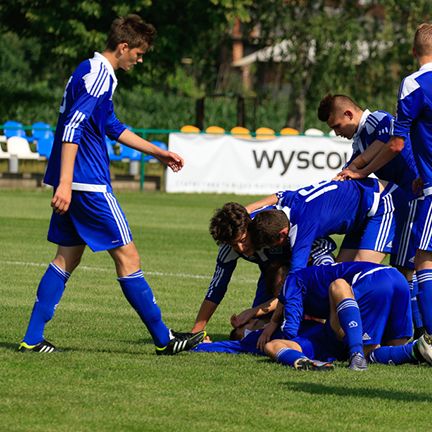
[393,79,424,140]
[280,275,304,339]
[373,113,392,143]
[106,109,126,141]
[192,340,245,354]
[290,226,317,272]
[205,244,238,304]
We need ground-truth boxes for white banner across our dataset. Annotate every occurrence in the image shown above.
[166,133,352,195]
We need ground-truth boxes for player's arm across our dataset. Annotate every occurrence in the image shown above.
[118,128,184,172]
[230,297,279,329]
[245,194,278,213]
[256,300,284,351]
[191,299,219,333]
[51,142,78,214]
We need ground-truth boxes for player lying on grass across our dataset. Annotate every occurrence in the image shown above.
[18,15,204,355]
[191,202,336,339]
[249,178,404,273]
[318,93,424,338]
[193,262,432,371]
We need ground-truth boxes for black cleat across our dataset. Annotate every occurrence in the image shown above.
[294,358,335,371]
[348,352,368,371]
[18,340,59,353]
[155,330,206,355]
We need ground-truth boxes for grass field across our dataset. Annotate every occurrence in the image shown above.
[1,189,431,432]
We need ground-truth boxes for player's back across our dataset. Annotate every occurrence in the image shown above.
[278,178,379,237]
[355,110,418,195]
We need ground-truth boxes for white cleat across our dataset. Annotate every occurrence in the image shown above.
[415,333,432,365]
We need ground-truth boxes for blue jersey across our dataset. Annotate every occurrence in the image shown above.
[350,110,418,196]
[44,52,126,192]
[276,178,380,271]
[392,62,432,188]
[279,261,398,340]
[205,236,336,304]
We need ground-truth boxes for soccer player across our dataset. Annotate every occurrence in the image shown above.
[317,94,424,337]
[261,261,432,370]
[191,202,336,338]
[249,178,401,273]
[18,15,205,354]
[333,24,432,345]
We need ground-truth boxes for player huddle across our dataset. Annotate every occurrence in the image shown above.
[191,23,432,371]
[17,16,432,370]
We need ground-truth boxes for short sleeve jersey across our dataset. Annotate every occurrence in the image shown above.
[44,52,126,192]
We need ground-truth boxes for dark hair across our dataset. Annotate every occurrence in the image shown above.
[106,14,156,51]
[317,93,361,122]
[209,202,251,245]
[414,23,432,57]
[249,210,288,250]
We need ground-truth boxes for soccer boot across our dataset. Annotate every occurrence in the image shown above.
[155,330,206,355]
[18,340,59,353]
[348,352,368,371]
[413,333,432,365]
[294,357,335,371]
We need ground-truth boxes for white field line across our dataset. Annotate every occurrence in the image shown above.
[4,260,257,283]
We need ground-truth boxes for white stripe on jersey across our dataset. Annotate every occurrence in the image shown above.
[63,110,85,142]
[104,193,131,245]
[84,60,110,98]
[352,266,392,285]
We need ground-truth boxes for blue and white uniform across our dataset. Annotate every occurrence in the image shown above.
[206,237,336,308]
[393,62,432,253]
[276,178,399,272]
[279,261,412,345]
[347,109,419,268]
[44,52,130,252]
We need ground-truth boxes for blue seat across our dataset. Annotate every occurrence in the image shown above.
[106,137,123,161]
[32,122,54,158]
[120,145,141,161]
[3,120,27,139]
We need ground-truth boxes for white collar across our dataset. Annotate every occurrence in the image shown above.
[280,206,297,247]
[353,109,371,138]
[93,52,117,84]
[419,62,432,72]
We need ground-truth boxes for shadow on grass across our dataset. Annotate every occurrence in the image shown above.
[282,381,432,402]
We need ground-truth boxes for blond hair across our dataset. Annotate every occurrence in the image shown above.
[414,23,432,57]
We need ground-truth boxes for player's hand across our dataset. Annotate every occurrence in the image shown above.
[337,166,365,180]
[256,321,277,352]
[202,335,212,343]
[230,308,256,328]
[412,177,424,196]
[156,151,184,172]
[51,182,72,215]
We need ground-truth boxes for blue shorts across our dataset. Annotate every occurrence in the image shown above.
[48,191,133,252]
[352,267,412,344]
[341,183,400,253]
[390,197,419,269]
[292,320,347,362]
[414,194,432,252]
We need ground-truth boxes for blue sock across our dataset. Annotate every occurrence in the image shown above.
[416,269,432,333]
[23,263,70,345]
[410,275,424,329]
[275,348,306,367]
[336,298,364,357]
[118,270,170,347]
[367,343,417,365]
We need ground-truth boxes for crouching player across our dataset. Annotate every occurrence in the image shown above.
[191,202,336,338]
[261,262,432,370]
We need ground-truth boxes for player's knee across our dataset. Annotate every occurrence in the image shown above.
[264,340,280,357]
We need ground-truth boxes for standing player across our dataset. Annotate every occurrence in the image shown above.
[334,24,432,344]
[18,15,204,354]
[317,94,424,336]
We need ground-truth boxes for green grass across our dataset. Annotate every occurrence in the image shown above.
[0,189,431,432]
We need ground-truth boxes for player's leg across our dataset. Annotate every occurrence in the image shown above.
[20,244,85,351]
[413,195,432,337]
[328,278,366,370]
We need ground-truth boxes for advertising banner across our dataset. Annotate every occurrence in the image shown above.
[166,133,352,195]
